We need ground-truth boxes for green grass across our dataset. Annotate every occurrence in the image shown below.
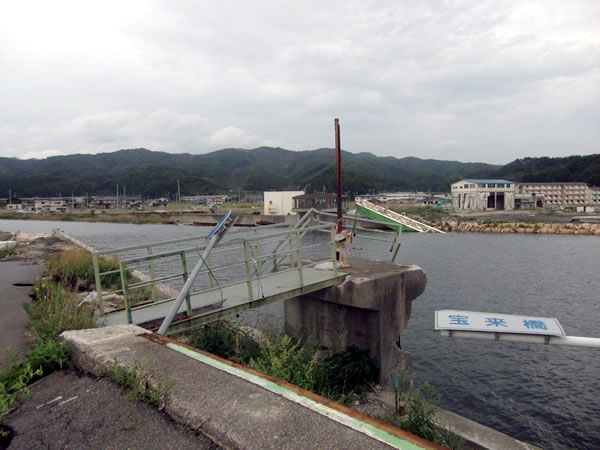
[104,360,170,409]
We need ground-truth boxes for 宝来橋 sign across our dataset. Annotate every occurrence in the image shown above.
[435,310,566,337]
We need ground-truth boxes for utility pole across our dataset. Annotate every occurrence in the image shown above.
[123,185,127,210]
[9,189,11,205]
[334,118,342,233]
[116,184,119,211]
[177,179,181,213]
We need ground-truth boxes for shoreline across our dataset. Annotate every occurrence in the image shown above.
[2,211,600,236]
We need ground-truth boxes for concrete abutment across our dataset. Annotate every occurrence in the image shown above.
[284,258,427,387]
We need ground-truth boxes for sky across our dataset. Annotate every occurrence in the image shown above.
[0,1,598,164]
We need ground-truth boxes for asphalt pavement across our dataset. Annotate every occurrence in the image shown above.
[5,370,218,449]
[0,260,43,368]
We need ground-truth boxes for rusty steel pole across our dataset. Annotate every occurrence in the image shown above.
[334,118,343,233]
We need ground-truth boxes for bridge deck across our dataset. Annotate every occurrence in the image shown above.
[103,267,347,330]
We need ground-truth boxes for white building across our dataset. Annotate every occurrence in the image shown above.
[264,191,304,215]
[451,179,517,211]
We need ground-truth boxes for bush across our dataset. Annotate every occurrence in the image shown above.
[250,335,321,392]
[46,249,120,289]
[315,345,378,400]
[186,321,378,404]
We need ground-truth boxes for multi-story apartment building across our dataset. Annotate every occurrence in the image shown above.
[451,180,600,211]
[590,187,600,205]
[517,182,593,206]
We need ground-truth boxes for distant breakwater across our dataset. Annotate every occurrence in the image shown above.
[424,220,600,235]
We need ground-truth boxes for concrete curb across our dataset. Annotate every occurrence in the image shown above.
[61,326,442,450]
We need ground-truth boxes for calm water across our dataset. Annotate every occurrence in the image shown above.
[2,219,599,449]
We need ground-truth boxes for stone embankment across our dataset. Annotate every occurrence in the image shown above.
[424,221,600,235]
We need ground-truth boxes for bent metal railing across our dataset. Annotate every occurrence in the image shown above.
[92,221,340,331]
[90,208,405,331]
[90,221,292,315]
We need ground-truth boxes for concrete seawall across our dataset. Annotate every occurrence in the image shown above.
[425,220,600,235]
[61,326,440,450]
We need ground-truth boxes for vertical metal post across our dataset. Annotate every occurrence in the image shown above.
[119,262,132,324]
[334,118,343,233]
[92,252,104,315]
[272,249,279,272]
[330,226,338,277]
[253,228,262,275]
[180,252,192,317]
[243,241,254,301]
[207,253,214,289]
[391,226,402,262]
[147,246,157,302]
[295,230,303,287]
[288,234,295,267]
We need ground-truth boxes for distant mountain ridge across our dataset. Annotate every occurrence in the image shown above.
[0,147,598,198]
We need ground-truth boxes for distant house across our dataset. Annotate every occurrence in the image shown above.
[126,199,144,209]
[6,198,23,211]
[147,197,169,207]
[90,196,117,209]
[292,192,345,216]
[181,195,229,205]
[34,198,70,213]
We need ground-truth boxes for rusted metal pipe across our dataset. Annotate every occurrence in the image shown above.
[334,118,342,233]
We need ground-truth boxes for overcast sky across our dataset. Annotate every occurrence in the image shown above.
[1,1,598,164]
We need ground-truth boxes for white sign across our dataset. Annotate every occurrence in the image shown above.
[435,310,566,337]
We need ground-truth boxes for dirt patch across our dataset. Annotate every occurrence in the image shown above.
[2,233,78,264]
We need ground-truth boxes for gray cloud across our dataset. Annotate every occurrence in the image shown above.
[0,0,598,164]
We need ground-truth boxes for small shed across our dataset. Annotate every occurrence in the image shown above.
[264,191,304,215]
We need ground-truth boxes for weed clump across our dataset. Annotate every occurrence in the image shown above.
[46,248,120,289]
[1,363,43,440]
[384,366,465,449]
[27,278,96,342]
[184,321,378,405]
[186,320,260,365]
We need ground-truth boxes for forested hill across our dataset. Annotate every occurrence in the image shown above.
[0,147,598,198]
[495,154,600,187]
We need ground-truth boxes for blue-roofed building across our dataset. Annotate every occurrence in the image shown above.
[451,179,517,211]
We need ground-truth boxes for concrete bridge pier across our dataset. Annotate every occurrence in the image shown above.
[284,258,427,388]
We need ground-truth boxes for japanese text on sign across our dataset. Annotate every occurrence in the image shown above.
[436,310,565,336]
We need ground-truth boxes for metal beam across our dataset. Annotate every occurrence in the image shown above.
[440,330,600,348]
